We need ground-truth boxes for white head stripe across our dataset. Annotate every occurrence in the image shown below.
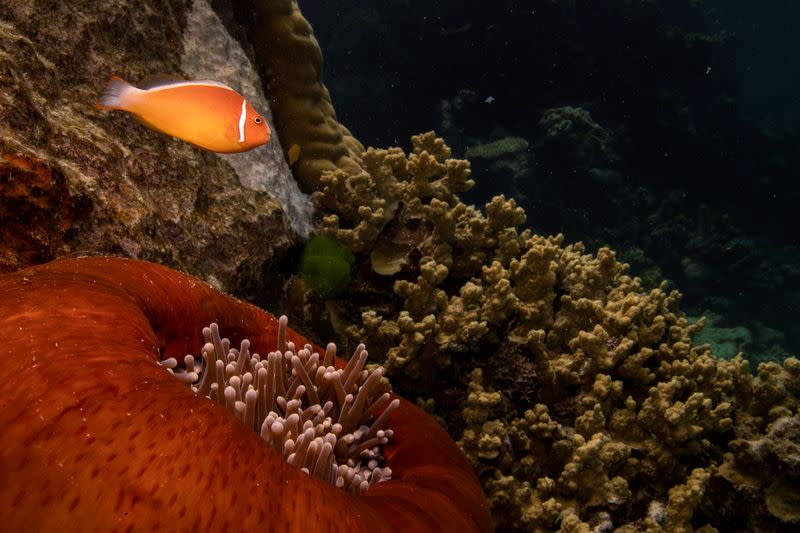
[237,99,247,143]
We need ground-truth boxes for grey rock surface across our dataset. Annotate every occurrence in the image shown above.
[0,0,301,293]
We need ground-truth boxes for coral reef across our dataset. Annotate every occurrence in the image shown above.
[4,0,798,528]
[465,136,530,161]
[538,106,618,170]
[687,309,789,365]
[303,132,800,530]
[384,0,800,358]
[0,256,491,532]
[464,136,531,204]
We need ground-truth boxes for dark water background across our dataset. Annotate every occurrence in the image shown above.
[302,0,800,365]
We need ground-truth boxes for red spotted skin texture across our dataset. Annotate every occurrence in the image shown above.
[0,257,492,532]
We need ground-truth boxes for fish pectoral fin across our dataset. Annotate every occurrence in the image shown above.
[225,122,239,143]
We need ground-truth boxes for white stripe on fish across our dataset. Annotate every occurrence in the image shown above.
[238,98,247,143]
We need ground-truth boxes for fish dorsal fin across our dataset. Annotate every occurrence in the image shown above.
[137,74,186,90]
[137,74,237,92]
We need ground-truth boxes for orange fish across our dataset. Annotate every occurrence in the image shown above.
[97,76,270,153]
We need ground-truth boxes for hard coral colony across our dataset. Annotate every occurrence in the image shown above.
[0,258,491,532]
[307,132,800,531]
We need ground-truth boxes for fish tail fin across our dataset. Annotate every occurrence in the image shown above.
[96,76,136,110]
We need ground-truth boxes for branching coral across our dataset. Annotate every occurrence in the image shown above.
[457,349,798,531]
[313,132,474,254]
[304,132,800,530]
[0,257,491,532]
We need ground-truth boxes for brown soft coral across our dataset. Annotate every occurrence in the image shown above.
[314,132,474,253]
[458,351,799,531]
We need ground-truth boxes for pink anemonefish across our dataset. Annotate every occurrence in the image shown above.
[97,76,271,153]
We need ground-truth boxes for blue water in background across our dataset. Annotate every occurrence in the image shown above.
[303,0,800,364]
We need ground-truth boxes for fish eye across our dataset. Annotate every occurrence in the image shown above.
[254,116,263,125]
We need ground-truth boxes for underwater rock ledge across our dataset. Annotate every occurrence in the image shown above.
[0,0,305,293]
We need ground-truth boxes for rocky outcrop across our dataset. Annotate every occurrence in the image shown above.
[0,0,305,293]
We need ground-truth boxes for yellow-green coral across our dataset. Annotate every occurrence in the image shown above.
[665,468,712,533]
[456,351,799,531]
[307,132,800,531]
[313,132,473,254]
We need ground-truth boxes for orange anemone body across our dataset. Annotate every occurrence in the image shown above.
[0,257,491,532]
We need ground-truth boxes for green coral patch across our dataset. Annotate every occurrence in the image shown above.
[299,235,355,298]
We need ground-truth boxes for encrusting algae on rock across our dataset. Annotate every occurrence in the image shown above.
[0,0,295,291]
[296,131,800,531]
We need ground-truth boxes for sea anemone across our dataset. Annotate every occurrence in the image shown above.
[0,256,491,532]
[161,317,399,494]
